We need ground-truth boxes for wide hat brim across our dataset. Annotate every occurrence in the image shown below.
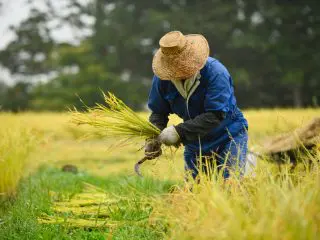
[152,34,209,81]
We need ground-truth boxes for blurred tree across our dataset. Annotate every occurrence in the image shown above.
[89,0,172,100]
[0,81,7,110]
[30,42,145,110]
[231,1,320,107]
[0,8,55,76]
[29,0,162,110]
[0,0,319,110]
[1,82,31,112]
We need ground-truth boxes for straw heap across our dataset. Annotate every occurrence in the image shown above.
[72,92,160,141]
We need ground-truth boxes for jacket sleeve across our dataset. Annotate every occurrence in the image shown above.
[175,66,232,144]
[175,111,225,143]
[149,113,169,131]
[148,75,170,130]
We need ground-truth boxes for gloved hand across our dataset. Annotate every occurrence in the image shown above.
[158,126,181,146]
[144,138,162,160]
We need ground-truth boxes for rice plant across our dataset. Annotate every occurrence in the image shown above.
[72,92,160,141]
[1,110,320,239]
[0,127,35,198]
[151,152,320,240]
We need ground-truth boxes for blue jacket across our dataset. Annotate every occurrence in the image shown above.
[148,57,248,154]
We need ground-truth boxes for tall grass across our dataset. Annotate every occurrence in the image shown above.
[0,127,35,198]
[0,110,319,239]
[151,151,320,240]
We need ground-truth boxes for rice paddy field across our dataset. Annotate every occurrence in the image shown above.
[0,109,320,240]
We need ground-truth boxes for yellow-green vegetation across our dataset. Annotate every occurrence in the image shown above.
[152,158,320,239]
[39,183,121,228]
[0,109,319,239]
[0,118,35,198]
[72,92,160,140]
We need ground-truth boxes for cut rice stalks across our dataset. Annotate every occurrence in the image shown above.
[72,92,161,176]
[72,92,160,141]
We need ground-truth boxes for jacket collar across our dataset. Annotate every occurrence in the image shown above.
[171,72,201,99]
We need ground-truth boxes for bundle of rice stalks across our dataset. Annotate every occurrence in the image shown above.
[262,117,320,164]
[72,92,160,141]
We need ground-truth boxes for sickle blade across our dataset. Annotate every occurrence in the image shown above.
[134,157,148,177]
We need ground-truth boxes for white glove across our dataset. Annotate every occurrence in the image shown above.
[158,126,180,146]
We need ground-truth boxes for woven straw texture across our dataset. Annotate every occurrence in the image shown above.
[152,31,209,81]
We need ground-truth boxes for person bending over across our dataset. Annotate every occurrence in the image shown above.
[146,31,248,179]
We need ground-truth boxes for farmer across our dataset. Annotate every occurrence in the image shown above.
[145,31,248,179]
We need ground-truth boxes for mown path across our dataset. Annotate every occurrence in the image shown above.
[0,167,175,239]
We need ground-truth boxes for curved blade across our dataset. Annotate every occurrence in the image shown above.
[134,156,148,177]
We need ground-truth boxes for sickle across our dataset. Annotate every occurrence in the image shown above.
[135,135,164,177]
[134,156,149,177]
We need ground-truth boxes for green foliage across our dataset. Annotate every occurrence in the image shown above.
[29,42,148,111]
[0,0,319,111]
[0,8,54,76]
[0,81,7,110]
[0,167,173,239]
[0,82,31,112]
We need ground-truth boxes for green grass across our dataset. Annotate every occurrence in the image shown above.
[0,166,175,240]
[1,110,320,240]
[3,158,320,240]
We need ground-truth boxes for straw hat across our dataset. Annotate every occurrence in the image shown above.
[152,31,209,81]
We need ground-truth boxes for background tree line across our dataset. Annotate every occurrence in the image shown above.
[0,0,319,112]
